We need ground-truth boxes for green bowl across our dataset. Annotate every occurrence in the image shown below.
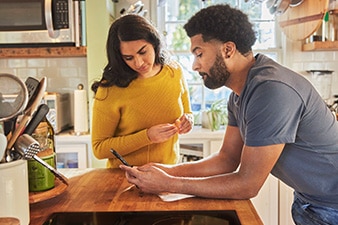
[27,153,55,192]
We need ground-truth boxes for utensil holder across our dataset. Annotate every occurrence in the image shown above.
[0,160,30,225]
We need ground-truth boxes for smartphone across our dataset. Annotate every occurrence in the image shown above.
[110,149,132,167]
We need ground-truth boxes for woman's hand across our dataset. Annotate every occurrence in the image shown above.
[175,113,194,134]
[146,113,194,143]
[147,124,178,143]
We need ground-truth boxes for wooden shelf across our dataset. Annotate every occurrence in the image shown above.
[302,41,338,51]
[0,46,87,58]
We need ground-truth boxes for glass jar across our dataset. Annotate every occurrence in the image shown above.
[32,116,55,156]
[28,116,56,191]
[307,70,333,102]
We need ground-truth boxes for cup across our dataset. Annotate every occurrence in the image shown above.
[0,160,30,225]
[27,153,55,192]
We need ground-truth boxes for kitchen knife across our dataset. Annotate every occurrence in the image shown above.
[23,104,49,135]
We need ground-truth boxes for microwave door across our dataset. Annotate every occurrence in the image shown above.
[0,0,46,32]
[0,0,75,47]
[45,0,60,38]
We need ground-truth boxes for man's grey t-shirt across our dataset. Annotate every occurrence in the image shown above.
[227,54,338,209]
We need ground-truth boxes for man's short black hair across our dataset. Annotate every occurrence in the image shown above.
[184,4,257,55]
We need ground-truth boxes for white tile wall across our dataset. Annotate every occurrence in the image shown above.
[0,57,88,93]
[284,38,338,102]
[0,56,88,125]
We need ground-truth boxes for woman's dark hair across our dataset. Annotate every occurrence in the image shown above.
[92,14,168,93]
[183,4,257,55]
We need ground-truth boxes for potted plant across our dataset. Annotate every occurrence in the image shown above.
[202,98,228,131]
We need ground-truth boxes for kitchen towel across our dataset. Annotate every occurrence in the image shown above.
[74,86,88,134]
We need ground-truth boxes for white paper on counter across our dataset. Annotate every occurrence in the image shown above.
[158,192,195,202]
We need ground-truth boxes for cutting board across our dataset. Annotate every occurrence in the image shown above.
[277,0,329,41]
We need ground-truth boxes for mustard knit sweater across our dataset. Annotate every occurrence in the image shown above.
[92,64,192,168]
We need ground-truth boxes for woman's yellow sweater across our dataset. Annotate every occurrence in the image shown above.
[91,64,192,168]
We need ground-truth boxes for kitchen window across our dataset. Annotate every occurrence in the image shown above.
[156,0,282,124]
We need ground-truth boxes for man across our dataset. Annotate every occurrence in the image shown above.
[121,4,338,224]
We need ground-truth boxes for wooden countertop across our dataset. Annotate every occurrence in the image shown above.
[29,169,263,225]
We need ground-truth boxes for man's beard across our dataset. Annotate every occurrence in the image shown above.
[200,54,230,90]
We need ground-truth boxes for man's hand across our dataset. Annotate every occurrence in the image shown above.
[120,164,172,194]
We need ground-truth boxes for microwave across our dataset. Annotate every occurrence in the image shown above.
[0,0,85,47]
[44,92,72,133]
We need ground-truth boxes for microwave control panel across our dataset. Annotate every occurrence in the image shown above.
[53,0,70,29]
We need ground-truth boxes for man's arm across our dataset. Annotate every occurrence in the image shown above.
[121,125,284,199]
[156,125,245,177]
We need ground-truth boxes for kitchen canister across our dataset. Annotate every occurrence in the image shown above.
[0,159,30,225]
[307,70,334,102]
[27,153,55,192]
[28,119,56,192]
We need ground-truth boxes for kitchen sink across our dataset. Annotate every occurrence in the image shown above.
[42,210,241,225]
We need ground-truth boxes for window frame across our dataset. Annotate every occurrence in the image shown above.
[155,0,282,124]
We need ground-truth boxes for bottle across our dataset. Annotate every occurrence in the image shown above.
[28,115,56,191]
[309,12,330,42]
[322,11,330,41]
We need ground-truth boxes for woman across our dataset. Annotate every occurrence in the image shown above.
[91,14,193,168]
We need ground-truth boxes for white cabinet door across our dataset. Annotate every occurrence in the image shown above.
[210,140,223,154]
[210,135,279,225]
[56,144,88,169]
[251,175,279,225]
[279,181,295,225]
[55,133,92,168]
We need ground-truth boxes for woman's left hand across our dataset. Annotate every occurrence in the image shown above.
[175,113,194,134]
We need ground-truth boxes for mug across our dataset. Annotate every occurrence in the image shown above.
[0,159,30,225]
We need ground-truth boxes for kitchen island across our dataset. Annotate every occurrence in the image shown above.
[29,169,263,224]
